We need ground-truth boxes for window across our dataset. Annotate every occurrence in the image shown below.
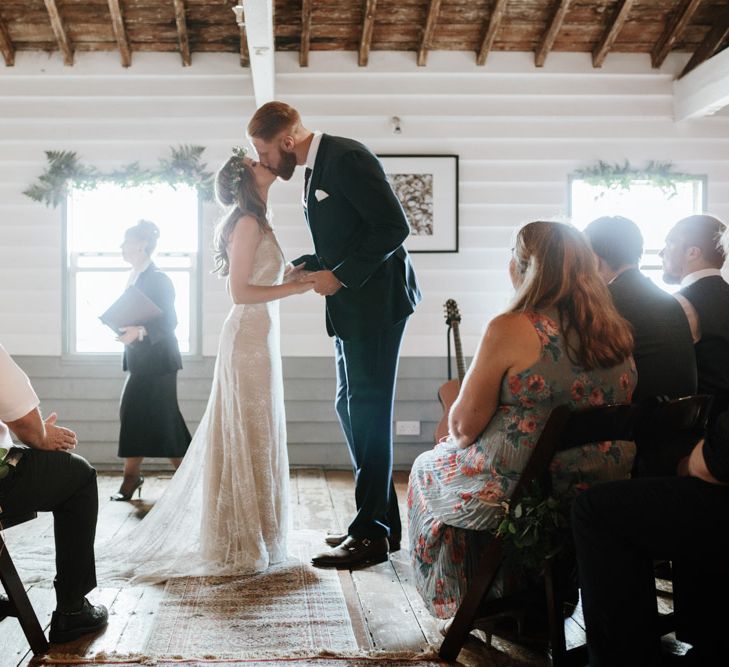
[570,177,705,292]
[65,183,200,355]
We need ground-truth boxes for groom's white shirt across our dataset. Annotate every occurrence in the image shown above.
[304,131,323,202]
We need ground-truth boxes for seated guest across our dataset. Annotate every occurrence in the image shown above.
[661,215,729,420]
[584,216,696,403]
[0,341,107,643]
[408,220,636,620]
[572,408,729,666]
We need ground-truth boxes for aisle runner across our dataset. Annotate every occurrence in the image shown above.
[144,530,358,658]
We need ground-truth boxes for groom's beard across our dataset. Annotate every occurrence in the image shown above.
[274,151,297,181]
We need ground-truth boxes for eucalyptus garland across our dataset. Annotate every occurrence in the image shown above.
[24,145,215,208]
[573,160,695,198]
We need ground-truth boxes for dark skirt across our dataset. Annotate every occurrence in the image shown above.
[118,371,191,458]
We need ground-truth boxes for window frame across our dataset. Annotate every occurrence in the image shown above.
[566,173,708,277]
[61,189,204,359]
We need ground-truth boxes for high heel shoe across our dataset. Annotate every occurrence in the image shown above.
[110,475,144,501]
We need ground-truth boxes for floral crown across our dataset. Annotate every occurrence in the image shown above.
[227,146,248,202]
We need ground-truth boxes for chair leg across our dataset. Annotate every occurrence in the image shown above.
[544,560,567,666]
[0,538,49,655]
[439,540,505,661]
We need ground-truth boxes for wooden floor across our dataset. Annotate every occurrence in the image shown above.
[1,470,593,666]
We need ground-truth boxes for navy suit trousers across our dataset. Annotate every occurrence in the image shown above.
[334,319,407,540]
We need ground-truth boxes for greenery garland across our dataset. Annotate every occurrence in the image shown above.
[573,160,695,199]
[24,145,215,208]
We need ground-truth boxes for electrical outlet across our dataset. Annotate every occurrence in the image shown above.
[395,420,421,436]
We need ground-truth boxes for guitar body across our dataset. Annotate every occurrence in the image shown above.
[435,378,460,442]
[435,299,467,443]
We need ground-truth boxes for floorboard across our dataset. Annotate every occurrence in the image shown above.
[2,469,680,667]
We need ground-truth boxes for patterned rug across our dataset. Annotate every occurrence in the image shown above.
[143,530,358,658]
[38,654,445,666]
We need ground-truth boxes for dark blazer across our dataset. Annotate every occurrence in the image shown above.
[122,263,183,376]
[293,134,421,340]
[609,268,697,403]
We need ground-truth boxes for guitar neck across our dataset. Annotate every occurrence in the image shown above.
[452,322,466,383]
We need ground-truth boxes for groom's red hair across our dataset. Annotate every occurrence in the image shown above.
[247,101,301,141]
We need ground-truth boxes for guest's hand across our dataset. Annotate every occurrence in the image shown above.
[309,270,343,296]
[40,413,77,452]
[117,326,143,345]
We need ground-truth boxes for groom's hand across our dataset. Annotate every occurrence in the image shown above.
[310,270,343,296]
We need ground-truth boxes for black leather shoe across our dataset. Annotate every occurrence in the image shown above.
[49,599,109,644]
[312,536,389,568]
[325,531,401,553]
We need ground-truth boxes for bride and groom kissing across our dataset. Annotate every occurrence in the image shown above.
[102,100,422,580]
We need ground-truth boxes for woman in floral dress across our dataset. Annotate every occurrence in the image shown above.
[408,220,637,619]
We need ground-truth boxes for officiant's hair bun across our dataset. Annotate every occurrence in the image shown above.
[127,219,160,255]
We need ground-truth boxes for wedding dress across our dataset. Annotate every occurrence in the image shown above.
[5,228,289,584]
[91,227,291,582]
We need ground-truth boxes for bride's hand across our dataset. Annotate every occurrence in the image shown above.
[283,262,307,283]
[290,278,315,294]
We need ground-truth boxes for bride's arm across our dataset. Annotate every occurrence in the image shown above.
[228,216,313,304]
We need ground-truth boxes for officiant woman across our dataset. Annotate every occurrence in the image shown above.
[112,219,191,501]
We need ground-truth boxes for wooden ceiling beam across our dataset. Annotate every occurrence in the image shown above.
[358,0,377,67]
[0,15,15,66]
[592,0,635,67]
[477,0,508,66]
[172,0,191,66]
[107,0,132,67]
[651,0,703,68]
[417,0,442,67]
[44,0,73,66]
[680,20,729,78]
[300,0,312,67]
[535,0,572,67]
[240,25,250,68]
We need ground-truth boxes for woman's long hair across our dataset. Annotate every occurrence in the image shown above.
[508,220,633,370]
[212,157,268,276]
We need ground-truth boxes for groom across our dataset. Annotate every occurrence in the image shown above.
[248,101,421,568]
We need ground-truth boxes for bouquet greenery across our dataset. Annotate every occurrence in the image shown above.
[495,487,570,573]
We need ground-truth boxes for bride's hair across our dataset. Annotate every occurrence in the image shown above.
[213,156,269,276]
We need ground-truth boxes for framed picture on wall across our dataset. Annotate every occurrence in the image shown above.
[378,154,459,253]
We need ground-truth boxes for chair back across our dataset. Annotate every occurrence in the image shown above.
[512,402,638,502]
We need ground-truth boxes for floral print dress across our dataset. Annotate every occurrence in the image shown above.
[407,310,636,619]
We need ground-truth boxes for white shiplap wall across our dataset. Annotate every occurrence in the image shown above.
[1,50,729,360]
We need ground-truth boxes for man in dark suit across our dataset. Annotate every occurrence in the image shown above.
[573,408,729,666]
[248,102,421,568]
[584,216,697,404]
[584,216,697,475]
[661,214,729,423]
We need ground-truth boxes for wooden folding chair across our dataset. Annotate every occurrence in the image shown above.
[0,511,50,655]
[439,402,639,665]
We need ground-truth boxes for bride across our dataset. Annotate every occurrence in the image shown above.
[96,148,314,581]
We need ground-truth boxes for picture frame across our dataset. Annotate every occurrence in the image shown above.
[378,154,459,253]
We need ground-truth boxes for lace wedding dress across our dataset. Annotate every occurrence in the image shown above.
[95,227,290,582]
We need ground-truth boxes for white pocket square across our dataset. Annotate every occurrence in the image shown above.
[314,189,329,202]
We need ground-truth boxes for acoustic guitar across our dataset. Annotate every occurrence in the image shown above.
[434,299,466,443]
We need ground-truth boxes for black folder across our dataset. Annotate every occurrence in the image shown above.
[99,285,163,333]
